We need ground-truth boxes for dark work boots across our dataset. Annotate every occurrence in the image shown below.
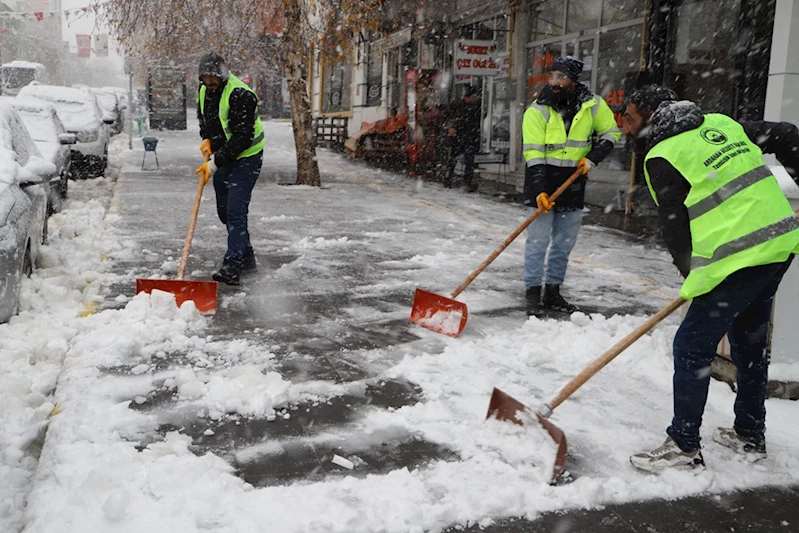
[242,250,257,273]
[542,284,578,313]
[526,286,544,317]
[212,263,241,286]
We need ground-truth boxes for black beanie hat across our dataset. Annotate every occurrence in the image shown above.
[198,52,229,82]
[627,85,679,116]
[550,56,583,81]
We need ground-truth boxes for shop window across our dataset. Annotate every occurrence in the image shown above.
[566,0,601,33]
[494,16,509,53]
[597,24,642,171]
[529,0,565,41]
[386,48,401,114]
[322,61,351,114]
[526,42,562,103]
[366,46,382,107]
[602,0,644,25]
[565,38,596,90]
[672,0,742,116]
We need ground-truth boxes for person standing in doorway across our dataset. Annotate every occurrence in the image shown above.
[195,51,265,286]
[444,85,481,192]
[522,56,620,316]
[621,85,799,472]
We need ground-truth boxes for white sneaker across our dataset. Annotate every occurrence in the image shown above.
[630,437,705,473]
[713,427,767,461]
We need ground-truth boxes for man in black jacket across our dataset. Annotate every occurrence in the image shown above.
[621,85,799,472]
[196,52,265,285]
[444,85,481,191]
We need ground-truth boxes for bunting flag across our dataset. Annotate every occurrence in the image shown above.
[76,34,92,58]
[0,2,110,20]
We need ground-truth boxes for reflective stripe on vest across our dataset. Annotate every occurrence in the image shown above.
[644,113,799,299]
[522,93,620,167]
[200,73,265,159]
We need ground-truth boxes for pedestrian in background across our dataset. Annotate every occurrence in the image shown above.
[622,85,799,472]
[195,51,265,286]
[444,85,481,192]
[521,56,620,316]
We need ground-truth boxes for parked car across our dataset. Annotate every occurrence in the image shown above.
[2,97,76,213]
[17,84,111,178]
[0,102,53,322]
[104,86,129,133]
[92,87,123,135]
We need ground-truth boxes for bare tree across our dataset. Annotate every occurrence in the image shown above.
[104,0,393,186]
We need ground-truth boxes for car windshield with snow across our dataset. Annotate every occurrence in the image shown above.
[17,84,111,178]
[2,97,75,212]
[91,88,123,135]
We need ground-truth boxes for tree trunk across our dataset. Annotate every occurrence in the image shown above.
[282,0,320,186]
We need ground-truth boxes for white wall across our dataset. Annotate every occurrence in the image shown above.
[765,0,799,373]
[60,0,126,88]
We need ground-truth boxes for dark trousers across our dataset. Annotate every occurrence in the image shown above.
[667,257,793,452]
[212,153,262,267]
[445,139,477,185]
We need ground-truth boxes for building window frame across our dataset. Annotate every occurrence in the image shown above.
[524,15,645,170]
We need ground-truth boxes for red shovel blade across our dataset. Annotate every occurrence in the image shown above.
[486,387,568,482]
[409,288,469,337]
[136,278,218,315]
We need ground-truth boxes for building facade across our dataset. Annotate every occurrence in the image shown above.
[310,0,784,190]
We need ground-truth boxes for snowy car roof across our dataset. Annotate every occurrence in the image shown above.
[18,84,92,105]
[17,85,100,131]
[3,96,56,115]
[1,60,45,70]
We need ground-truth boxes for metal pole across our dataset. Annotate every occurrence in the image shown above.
[128,72,133,150]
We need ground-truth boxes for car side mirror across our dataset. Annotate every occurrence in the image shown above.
[20,158,57,184]
[59,133,77,145]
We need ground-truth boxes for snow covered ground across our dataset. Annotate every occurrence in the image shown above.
[3,123,799,533]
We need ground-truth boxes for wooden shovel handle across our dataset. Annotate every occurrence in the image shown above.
[545,297,686,412]
[177,156,210,280]
[450,168,585,298]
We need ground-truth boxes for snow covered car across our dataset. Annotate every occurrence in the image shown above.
[17,84,111,178]
[92,87,123,135]
[0,102,54,323]
[3,97,76,213]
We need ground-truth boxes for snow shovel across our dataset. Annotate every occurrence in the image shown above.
[487,296,686,481]
[135,157,218,314]
[410,168,585,337]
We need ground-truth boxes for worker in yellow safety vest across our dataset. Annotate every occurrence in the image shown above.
[196,51,265,286]
[521,56,620,316]
[621,85,799,473]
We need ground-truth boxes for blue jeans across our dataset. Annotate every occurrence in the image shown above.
[667,257,793,452]
[213,154,263,266]
[524,209,582,287]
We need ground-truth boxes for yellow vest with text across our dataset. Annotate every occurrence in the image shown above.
[644,113,799,299]
[200,73,265,159]
[522,94,620,168]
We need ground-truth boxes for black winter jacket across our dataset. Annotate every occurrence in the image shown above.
[444,100,481,148]
[523,83,615,211]
[197,81,261,168]
[644,101,799,276]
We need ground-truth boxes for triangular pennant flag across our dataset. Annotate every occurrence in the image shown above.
[34,12,44,21]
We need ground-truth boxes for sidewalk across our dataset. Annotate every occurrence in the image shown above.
[21,120,799,532]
